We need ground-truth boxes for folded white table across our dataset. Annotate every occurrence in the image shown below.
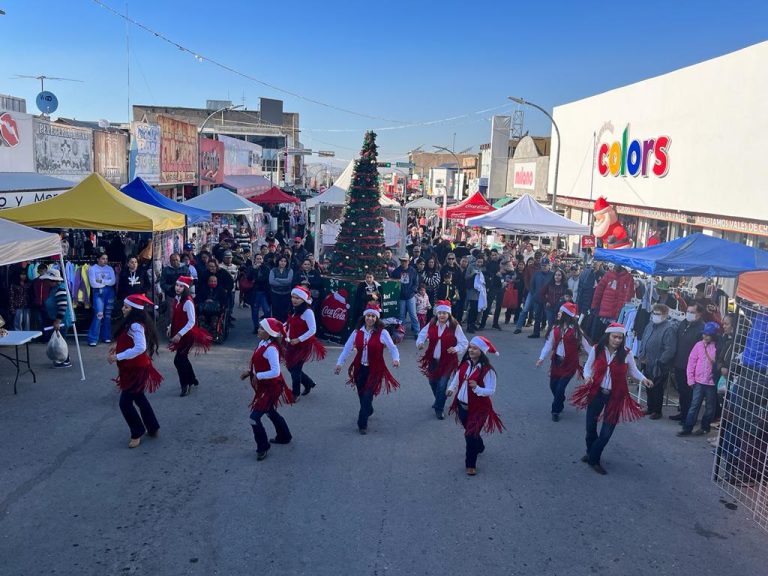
[0,330,42,394]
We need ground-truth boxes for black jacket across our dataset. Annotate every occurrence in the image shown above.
[673,319,704,370]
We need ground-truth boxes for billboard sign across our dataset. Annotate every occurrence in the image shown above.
[34,119,92,180]
[93,130,128,185]
[512,161,536,190]
[158,115,197,184]
[0,110,34,172]
[129,122,161,184]
[199,137,224,185]
[219,133,262,175]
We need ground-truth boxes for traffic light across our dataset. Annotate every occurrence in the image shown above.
[376,162,391,168]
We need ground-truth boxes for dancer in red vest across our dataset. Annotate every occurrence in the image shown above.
[334,303,400,435]
[285,285,326,399]
[571,323,653,475]
[240,318,294,461]
[108,294,163,449]
[168,276,212,397]
[536,301,590,422]
[417,300,468,420]
[447,335,504,476]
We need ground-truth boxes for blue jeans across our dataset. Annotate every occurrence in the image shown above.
[88,286,115,344]
[515,293,534,330]
[399,297,419,334]
[14,308,31,331]
[550,373,575,415]
[585,391,616,465]
[250,291,271,329]
[429,372,451,415]
[684,383,718,432]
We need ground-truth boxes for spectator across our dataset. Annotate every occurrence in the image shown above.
[39,269,73,367]
[410,245,423,266]
[515,257,553,338]
[30,263,51,331]
[504,260,526,325]
[421,257,441,314]
[9,270,31,331]
[576,261,599,326]
[435,271,461,316]
[391,255,420,337]
[567,264,581,303]
[383,248,399,274]
[291,237,308,269]
[464,255,486,334]
[199,275,228,329]
[87,252,117,347]
[245,254,272,332]
[453,256,469,322]
[590,264,634,342]
[638,303,677,419]
[199,259,233,304]
[354,272,382,320]
[440,253,461,281]
[479,250,503,330]
[296,258,322,303]
[541,269,568,329]
[415,284,431,328]
[269,255,294,321]
[118,256,150,300]
[235,222,252,253]
[159,253,189,301]
[678,322,720,436]
[670,302,705,424]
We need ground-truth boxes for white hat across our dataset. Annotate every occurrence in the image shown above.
[470,335,499,356]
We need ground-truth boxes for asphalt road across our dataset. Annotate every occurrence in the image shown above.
[1,307,766,576]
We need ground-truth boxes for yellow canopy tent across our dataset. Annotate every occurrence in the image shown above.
[0,173,185,231]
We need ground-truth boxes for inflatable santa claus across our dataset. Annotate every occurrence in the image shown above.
[593,197,632,249]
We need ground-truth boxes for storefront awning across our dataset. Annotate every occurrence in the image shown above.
[223,175,272,198]
[0,172,76,193]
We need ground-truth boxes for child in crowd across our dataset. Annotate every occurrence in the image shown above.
[415,284,431,328]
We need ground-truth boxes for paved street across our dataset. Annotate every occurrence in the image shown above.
[1,307,766,576]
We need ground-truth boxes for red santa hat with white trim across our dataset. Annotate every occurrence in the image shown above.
[594,196,612,215]
[291,285,312,304]
[604,322,626,334]
[124,294,157,310]
[559,302,578,317]
[363,303,381,318]
[434,300,452,314]
[470,335,499,356]
[175,275,194,288]
[260,317,286,338]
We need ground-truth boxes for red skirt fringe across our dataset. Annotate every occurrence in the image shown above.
[285,338,327,369]
[570,381,644,425]
[448,397,505,436]
[113,365,163,394]
[419,354,458,380]
[347,366,400,397]
[169,326,213,356]
[249,378,295,411]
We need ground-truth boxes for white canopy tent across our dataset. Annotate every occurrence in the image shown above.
[0,218,85,380]
[182,186,262,229]
[307,161,399,208]
[405,197,440,210]
[466,193,590,236]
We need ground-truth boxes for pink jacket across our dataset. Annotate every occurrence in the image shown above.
[686,340,717,386]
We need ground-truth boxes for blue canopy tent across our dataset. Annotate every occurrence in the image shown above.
[121,177,211,225]
[595,233,768,277]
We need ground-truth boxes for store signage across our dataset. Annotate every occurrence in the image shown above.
[0,112,20,147]
[158,115,197,184]
[129,122,161,184]
[581,235,596,249]
[0,110,34,172]
[34,119,93,178]
[512,161,536,190]
[219,134,262,176]
[93,130,128,185]
[597,124,670,178]
[199,137,224,185]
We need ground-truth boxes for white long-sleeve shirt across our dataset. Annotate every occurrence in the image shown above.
[416,322,468,360]
[88,264,116,288]
[583,346,646,391]
[336,327,400,367]
[251,340,281,380]
[115,323,146,361]
[447,361,497,403]
[537,327,592,362]
[287,309,316,342]
[175,297,196,337]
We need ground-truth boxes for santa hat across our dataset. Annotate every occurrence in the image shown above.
[124,294,157,310]
[260,318,285,338]
[470,335,499,356]
[594,196,612,215]
[434,300,452,314]
[176,276,194,288]
[559,302,578,317]
[604,322,626,335]
[363,303,381,318]
[291,285,312,304]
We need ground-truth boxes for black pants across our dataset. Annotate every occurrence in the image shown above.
[119,390,159,439]
[674,367,693,420]
[481,287,503,327]
[646,371,669,415]
[466,301,479,329]
[174,351,197,390]
[250,407,291,453]
[288,361,316,397]
[355,365,374,430]
[458,404,484,468]
[453,299,465,323]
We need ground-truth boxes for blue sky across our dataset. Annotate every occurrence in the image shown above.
[1,0,765,165]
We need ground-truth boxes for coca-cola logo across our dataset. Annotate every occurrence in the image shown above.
[320,291,348,333]
[0,112,20,148]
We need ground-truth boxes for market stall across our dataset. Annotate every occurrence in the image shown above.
[249,186,299,205]
[121,177,211,225]
[467,193,590,236]
[182,186,264,246]
[0,217,85,382]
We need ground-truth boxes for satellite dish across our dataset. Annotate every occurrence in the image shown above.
[98,119,110,128]
[36,91,58,114]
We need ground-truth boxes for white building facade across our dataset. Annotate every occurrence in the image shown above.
[549,41,768,248]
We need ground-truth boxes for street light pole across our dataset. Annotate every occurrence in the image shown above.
[198,104,243,194]
[508,96,560,211]
[432,145,462,234]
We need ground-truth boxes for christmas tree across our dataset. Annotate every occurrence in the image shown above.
[330,131,388,278]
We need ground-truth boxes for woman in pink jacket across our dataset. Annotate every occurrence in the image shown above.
[678,321,720,437]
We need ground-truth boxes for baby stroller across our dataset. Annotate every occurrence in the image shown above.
[198,297,230,344]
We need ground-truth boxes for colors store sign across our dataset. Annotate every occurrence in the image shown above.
[597,124,670,178]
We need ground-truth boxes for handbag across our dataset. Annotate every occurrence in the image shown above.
[502,284,519,309]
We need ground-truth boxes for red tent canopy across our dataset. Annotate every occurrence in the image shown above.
[249,186,300,205]
[437,191,495,220]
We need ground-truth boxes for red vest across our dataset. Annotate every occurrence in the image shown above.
[419,321,459,379]
[549,326,581,378]
[348,328,399,396]
[570,346,643,425]
[169,296,212,354]
[285,310,326,368]
[113,322,162,393]
[249,341,292,411]
[448,360,504,437]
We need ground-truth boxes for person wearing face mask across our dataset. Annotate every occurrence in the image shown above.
[638,304,677,419]
[670,303,705,423]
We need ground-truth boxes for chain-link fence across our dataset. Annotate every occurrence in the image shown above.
[713,299,768,530]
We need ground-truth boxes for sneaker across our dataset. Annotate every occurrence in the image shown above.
[54,359,72,368]
[669,413,682,421]
[527,334,540,339]
[104,339,112,344]
[513,329,522,334]
[677,430,692,437]
[694,429,710,436]
[88,342,97,347]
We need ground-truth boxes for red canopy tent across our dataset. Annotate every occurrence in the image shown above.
[249,186,300,205]
[437,191,495,220]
